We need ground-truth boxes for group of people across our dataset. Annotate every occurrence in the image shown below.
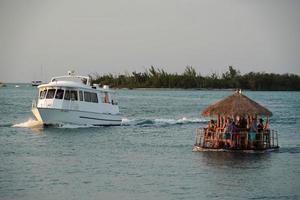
[205,116,270,149]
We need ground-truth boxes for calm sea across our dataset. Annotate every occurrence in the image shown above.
[0,84,299,200]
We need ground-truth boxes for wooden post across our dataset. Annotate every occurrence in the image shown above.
[272,130,274,147]
[247,115,250,129]
[195,129,199,145]
[203,129,206,147]
[277,132,279,147]
[221,116,224,128]
[276,131,278,147]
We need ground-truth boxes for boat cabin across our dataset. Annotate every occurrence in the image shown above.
[194,90,279,152]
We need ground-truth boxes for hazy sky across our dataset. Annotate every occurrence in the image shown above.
[0,0,299,82]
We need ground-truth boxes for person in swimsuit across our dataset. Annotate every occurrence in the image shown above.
[249,117,258,148]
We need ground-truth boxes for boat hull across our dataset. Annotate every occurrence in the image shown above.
[32,107,122,126]
[192,145,280,153]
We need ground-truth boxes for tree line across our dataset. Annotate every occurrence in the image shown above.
[91,66,300,91]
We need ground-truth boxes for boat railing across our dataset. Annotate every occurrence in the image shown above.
[270,129,279,148]
[50,73,91,86]
[195,128,279,150]
[195,128,205,146]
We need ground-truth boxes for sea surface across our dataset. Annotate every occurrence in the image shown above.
[0,84,299,200]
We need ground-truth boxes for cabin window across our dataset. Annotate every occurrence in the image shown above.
[84,91,91,102]
[79,91,83,101]
[39,90,46,99]
[46,89,56,99]
[91,93,98,103]
[55,89,64,99]
[70,90,78,101]
[64,90,70,100]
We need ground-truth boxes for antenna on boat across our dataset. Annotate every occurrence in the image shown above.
[67,70,75,76]
[41,65,44,83]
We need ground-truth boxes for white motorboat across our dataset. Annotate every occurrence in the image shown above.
[32,80,43,86]
[32,71,122,126]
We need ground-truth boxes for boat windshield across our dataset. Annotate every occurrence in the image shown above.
[46,89,56,99]
[70,90,78,101]
[39,90,46,99]
[84,91,91,102]
[55,89,64,99]
[79,91,83,101]
[63,90,78,101]
[64,90,70,100]
[38,88,107,105]
[91,92,98,103]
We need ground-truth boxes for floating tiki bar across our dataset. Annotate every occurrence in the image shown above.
[193,90,279,152]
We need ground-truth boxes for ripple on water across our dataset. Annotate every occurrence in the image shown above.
[0,89,299,200]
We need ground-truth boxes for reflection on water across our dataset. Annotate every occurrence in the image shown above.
[200,152,272,169]
[192,152,286,200]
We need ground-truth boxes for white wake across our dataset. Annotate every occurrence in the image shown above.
[12,118,43,128]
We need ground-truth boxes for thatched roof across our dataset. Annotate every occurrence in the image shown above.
[202,91,272,117]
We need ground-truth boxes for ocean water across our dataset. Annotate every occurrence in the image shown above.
[0,84,299,200]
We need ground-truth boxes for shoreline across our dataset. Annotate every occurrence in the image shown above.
[1,83,300,91]
[111,87,300,92]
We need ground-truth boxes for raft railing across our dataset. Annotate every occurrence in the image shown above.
[195,128,205,146]
[195,128,279,150]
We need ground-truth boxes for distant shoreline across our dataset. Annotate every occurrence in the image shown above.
[92,66,300,91]
[3,66,300,91]
[1,83,300,92]
[112,87,300,92]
